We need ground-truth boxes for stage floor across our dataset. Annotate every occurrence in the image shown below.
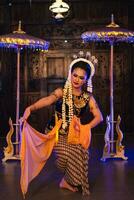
[0,134,134,200]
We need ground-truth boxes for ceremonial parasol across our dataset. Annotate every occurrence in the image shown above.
[81,14,134,160]
[0,21,50,160]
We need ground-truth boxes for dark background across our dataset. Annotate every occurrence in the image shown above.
[0,0,134,137]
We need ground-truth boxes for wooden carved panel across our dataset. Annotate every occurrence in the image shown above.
[47,57,65,78]
[94,47,132,133]
[29,52,47,79]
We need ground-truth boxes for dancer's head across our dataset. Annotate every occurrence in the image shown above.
[70,60,91,91]
[62,52,98,129]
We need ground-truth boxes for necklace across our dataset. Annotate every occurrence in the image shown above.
[73,92,89,108]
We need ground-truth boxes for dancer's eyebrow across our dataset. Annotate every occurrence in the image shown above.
[73,73,85,80]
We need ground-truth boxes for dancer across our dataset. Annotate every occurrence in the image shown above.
[21,51,103,197]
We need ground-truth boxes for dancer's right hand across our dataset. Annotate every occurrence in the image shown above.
[22,106,31,122]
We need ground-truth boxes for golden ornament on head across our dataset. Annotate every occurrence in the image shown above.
[72,51,98,67]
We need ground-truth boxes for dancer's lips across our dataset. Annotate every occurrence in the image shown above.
[73,82,79,85]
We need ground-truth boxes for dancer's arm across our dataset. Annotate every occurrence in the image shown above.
[23,88,63,121]
[88,96,103,128]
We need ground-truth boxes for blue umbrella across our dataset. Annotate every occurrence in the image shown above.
[81,14,134,161]
[0,21,50,161]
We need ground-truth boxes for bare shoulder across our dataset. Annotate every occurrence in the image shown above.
[50,88,63,99]
[89,95,96,103]
[88,94,99,108]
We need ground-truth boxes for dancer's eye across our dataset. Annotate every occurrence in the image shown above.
[79,76,85,80]
[73,73,78,78]
[73,73,85,80]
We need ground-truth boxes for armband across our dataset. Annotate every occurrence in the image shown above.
[51,92,59,100]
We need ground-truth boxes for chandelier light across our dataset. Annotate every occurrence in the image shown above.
[49,0,70,19]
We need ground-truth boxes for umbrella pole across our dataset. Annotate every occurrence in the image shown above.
[101,42,128,161]
[15,47,20,155]
[2,48,21,162]
[110,43,114,153]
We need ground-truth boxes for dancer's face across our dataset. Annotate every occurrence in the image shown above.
[71,67,87,90]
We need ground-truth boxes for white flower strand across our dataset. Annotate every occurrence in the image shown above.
[62,80,73,129]
[68,81,73,123]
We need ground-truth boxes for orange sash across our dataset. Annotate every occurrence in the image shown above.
[20,117,91,197]
[20,120,62,197]
[68,116,91,149]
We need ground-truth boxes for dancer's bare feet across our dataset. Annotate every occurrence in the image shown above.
[59,178,78,192]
